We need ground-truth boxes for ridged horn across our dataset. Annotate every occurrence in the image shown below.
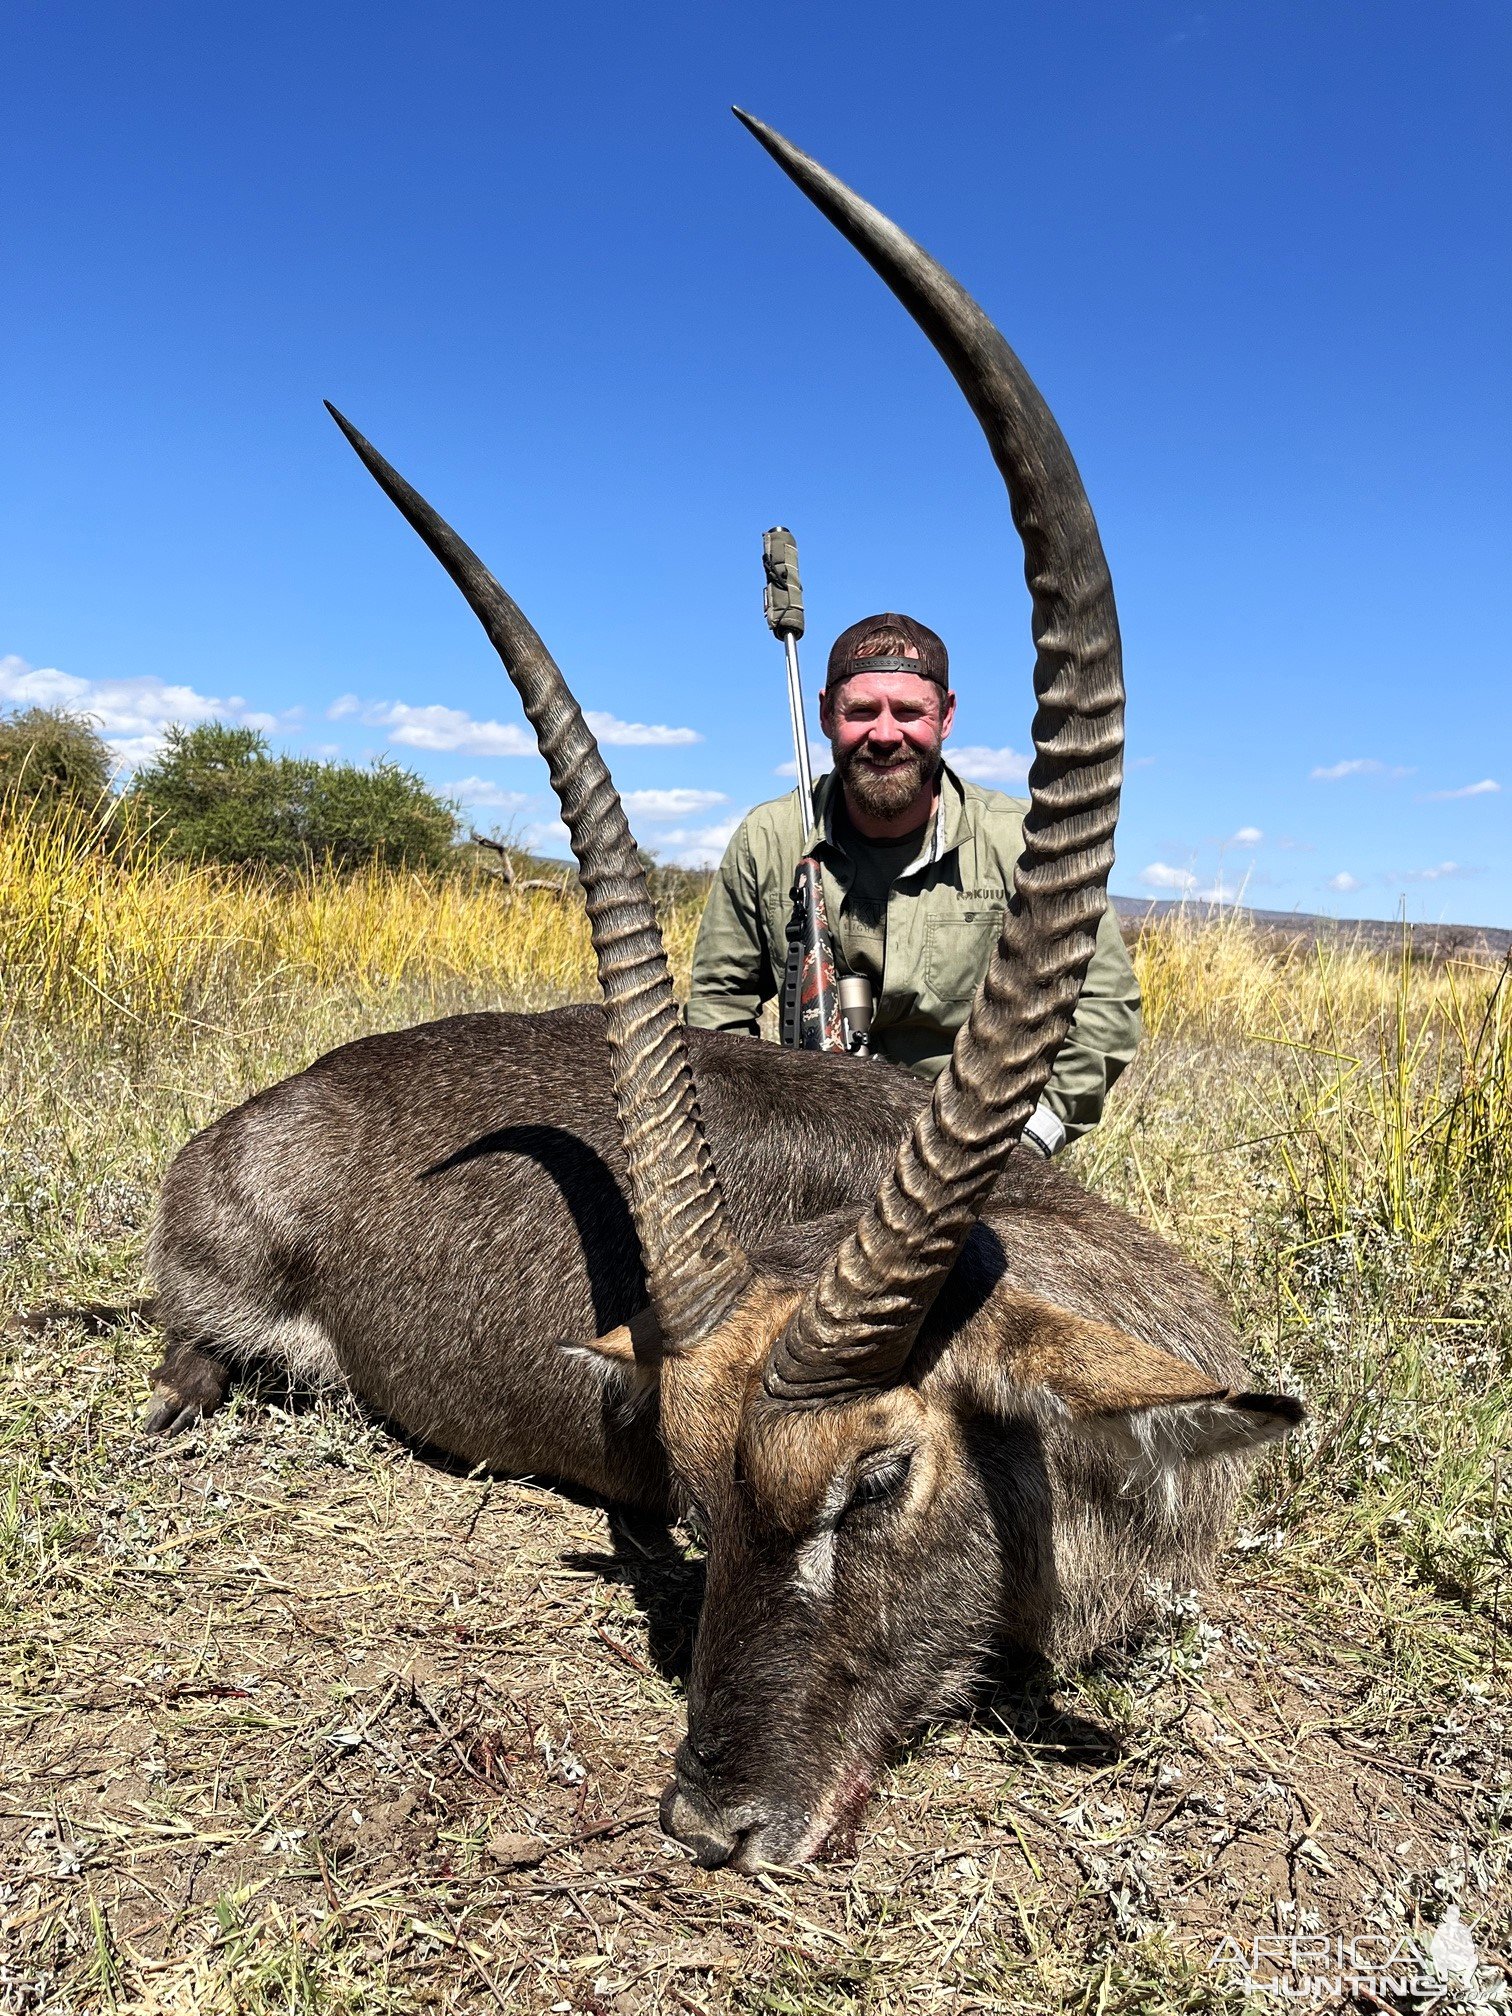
[327,405,750,1347]
[732,113,1125,1403]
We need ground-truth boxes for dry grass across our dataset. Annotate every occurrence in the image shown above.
[2,810,1509,2013]
[0,798,701,1044]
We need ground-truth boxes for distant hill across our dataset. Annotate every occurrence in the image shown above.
[1112,896,1509,965]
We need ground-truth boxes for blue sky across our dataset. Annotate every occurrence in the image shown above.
[5,1,1508,922]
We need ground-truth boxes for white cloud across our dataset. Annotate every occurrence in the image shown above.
[950,743,1031,787]
[0,652,288,769]
[1422,778,1500,801]
[358,701,536,756]
[774,758,798,779]
[1227,826,1263,846]
[1139,861,1197,892]
[342,697,702,756]
[1403,861,1467,883]
[648,816,744,870]
[1310,758,1412,782]
[585,710,701,748]
[1193,878,1241,904]
[1327,872,1363,893]
[106,734,173,768]
[444,778,534,811]
[621,788,728,822]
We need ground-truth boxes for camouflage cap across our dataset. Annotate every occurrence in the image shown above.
[825,612,949,691]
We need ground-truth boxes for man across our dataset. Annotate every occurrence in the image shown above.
[686,613,1140,1153]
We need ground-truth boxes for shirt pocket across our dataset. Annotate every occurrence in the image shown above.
[924,912,1002,1002]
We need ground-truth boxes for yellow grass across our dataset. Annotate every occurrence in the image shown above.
[1119,903,1511,1253]
[0,799,701,1040]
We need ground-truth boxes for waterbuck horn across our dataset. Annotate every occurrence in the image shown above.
[732,113,1125,1402]
[326,405,750,1347]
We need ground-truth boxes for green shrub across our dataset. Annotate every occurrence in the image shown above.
[126,722,458,872]
[0,707,113,818]
[303,756,460,872]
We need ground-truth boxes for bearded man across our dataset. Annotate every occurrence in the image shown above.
[685,613,1141,1153]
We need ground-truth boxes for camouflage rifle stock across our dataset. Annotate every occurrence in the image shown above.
[779,856,845,1051]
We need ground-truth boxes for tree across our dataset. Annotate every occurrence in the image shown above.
[128,723,297,867]
[0,707,113,817]
[127,723,458,872]
[304,758,459,872]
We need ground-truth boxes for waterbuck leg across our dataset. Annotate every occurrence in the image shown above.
[145,1337,232,1436]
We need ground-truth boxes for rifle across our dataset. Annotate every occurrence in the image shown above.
[762,527,873,1057]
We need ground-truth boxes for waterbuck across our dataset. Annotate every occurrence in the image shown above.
[144,111,1301,1870]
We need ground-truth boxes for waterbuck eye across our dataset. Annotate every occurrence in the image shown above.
[847,1453,912,1513]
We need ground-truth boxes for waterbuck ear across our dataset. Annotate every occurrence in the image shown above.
[946,1294,1303,1462]
[559,1307,665,1374]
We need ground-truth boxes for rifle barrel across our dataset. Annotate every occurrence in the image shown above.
[783,632,814,814]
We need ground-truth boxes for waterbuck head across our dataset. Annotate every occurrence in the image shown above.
[328,110,1301,1869]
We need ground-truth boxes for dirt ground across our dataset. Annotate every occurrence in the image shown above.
[3,1316,1507,2015]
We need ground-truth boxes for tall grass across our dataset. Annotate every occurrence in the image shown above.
[1118,904,1511,1255]
[0,796,701,1042]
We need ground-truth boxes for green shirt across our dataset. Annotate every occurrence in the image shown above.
[685,764,1141,1143]
[830,800,928,993]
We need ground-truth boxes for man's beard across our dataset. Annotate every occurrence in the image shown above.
[836,738,942,821]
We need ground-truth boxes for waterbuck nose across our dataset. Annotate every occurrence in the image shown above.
[659,1775,742,1869]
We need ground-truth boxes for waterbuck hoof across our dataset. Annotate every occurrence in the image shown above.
[144,1343,231,1436]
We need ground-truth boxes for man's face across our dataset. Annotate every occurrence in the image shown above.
[819,671,957,822]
